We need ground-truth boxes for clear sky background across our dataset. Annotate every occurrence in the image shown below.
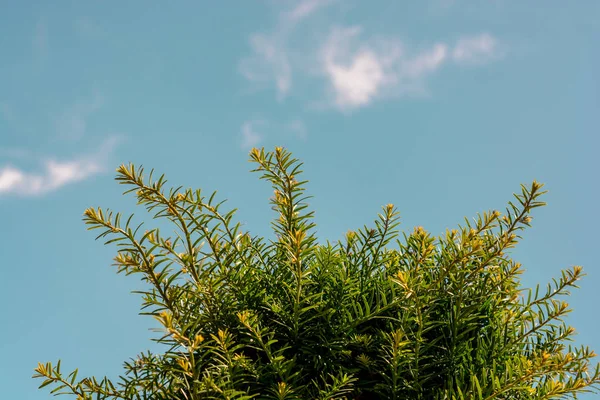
[1,1,599,398]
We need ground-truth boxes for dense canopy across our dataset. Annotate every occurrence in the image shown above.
[35,148,599,399]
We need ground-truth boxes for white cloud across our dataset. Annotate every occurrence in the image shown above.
[0,137,119,197]
[320,27,452,111]
[325,51,387,108]
[284,0,332,24]
[0,160,100,196]
[240,121,265,149]
[401,43,448,79]
[0,168,24,192]
[239,34,292,98]
[0,92,121,196]
[239,2,501,111]
[239,0,332,99]
[239,119,306,147]
[321,27,399,109]
[452,33,498,64]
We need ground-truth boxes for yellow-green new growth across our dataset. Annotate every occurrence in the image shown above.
[34,148,599,400]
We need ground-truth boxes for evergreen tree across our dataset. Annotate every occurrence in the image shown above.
[35,148,600,399]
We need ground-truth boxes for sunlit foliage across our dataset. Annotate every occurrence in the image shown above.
[35,148,599,399]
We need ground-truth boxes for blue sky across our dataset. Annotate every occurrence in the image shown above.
[1,1,599,397]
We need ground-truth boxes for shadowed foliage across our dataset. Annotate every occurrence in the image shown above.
[35,148,599,399]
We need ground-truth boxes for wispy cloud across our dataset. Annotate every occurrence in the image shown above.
[239,118,308,148]
[239,35,292,98]
[54,93,104,141]
[319,30,500,110]
[283,0,332,24]
[0,160,100,196]
[0,137,120,197]
[239,0,332,99]
[239,1,501,111]
[401,43,448,79]
[452,33,499,64]
[320,27,452,111]
[240,120,265,149]
[1,90,120,196]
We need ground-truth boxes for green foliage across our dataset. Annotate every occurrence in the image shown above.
[34,147,600,399]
